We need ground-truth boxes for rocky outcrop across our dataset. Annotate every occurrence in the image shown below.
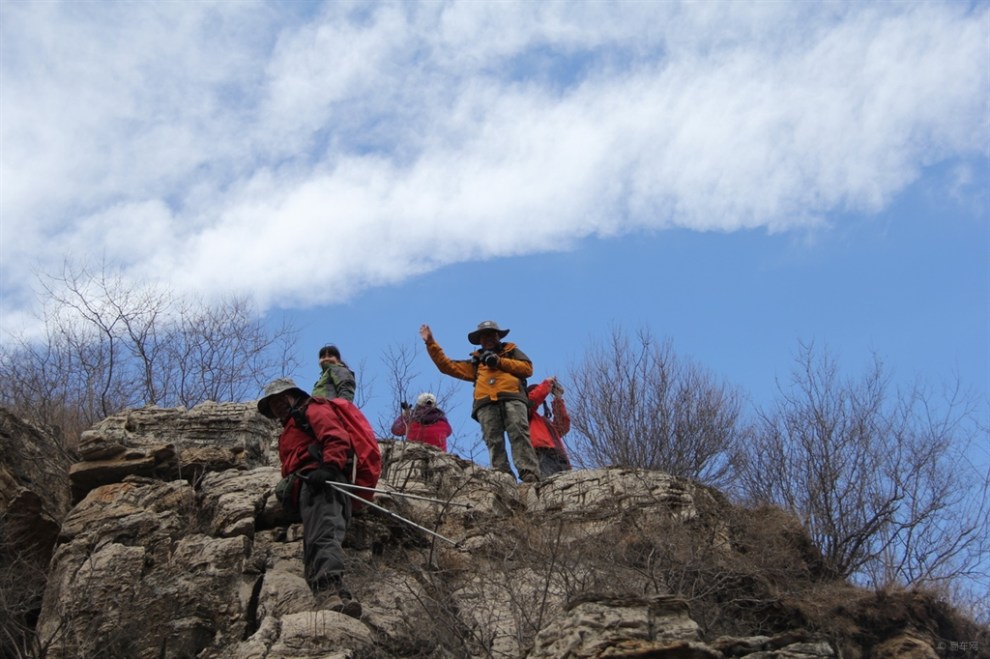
[3,403,985,658]
[68,402,276,500]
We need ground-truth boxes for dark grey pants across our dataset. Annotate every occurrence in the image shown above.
[299,480,350,592]
[536,447,571,478]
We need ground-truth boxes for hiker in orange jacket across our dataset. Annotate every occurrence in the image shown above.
[528,377,572,477]
[420,321,541,483]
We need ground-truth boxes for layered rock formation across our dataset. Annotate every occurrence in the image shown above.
[2,403,985,658]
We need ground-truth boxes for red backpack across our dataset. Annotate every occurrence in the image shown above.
[300,398,381,508]
[327,398,381,506]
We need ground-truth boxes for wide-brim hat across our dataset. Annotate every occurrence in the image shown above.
[257,377,310,418]
[468,320,510,345]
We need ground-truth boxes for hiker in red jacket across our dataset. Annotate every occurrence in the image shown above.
[391,392,452,451]
[259,378,371,618]
[528,377,572,478]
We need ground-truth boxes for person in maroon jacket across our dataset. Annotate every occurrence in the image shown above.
[391,392,452,451]
[258,377,362,618]
[528,376,572,477]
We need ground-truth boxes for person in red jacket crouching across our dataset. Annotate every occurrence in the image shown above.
[528,377,572,478]
[391,392,452,451]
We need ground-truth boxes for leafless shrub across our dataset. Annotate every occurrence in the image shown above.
[566,326,743,487]
[738,342,989,599]
[0,518,48,659]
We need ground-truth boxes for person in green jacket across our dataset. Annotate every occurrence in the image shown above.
[312,344,356,402]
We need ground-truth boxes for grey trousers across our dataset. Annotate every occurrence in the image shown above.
[299,481,350,592]
[476,399,540,479]
[536,447,571,478]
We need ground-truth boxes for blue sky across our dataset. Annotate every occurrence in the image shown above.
[291,164,989,449]
[1,1,987,461]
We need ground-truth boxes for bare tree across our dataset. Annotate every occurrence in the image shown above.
[0,262,298,445]
[566,326,742,487]
[376,342,459,427]
[738,341,989,594]
[165,295,298,407]
[375,341,421,438]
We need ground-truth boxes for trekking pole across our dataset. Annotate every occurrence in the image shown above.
[331,482,472,508]
[325,481,463,548]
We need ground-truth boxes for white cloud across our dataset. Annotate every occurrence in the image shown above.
[1,0,987,335]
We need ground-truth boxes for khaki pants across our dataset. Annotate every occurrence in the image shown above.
[476,400,540,481]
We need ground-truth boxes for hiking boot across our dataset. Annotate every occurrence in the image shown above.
[334,593,362,619]
[519,470,540,484]
[316,590,362,619]
[313,576,363,619]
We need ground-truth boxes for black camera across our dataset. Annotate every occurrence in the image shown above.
[400,401,411,410]
[480,350,499,368]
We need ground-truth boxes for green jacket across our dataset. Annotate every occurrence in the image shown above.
[312,362,356,402]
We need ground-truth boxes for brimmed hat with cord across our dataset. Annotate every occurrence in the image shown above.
[257,378,310,418]
[467,320,510,345]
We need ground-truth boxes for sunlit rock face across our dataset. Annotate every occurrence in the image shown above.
[4,404,974,658]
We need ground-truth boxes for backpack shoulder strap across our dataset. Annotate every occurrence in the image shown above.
[290,399,315,437]
[288,400,326,468]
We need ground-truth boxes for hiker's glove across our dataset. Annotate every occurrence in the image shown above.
[551,379,565,396]
[309,466,347,503]
[307,466,344,489]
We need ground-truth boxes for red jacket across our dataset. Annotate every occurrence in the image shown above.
[278,400,352,476]
[277,398,381,509]
[391,405,452,451]
[528,379,570,453]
